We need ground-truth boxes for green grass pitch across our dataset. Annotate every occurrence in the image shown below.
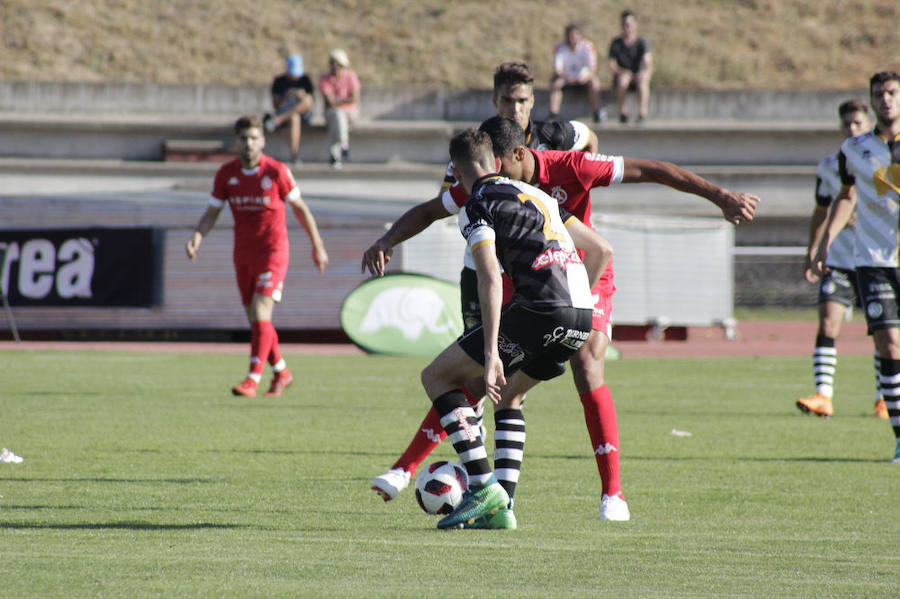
[1,349,898,597]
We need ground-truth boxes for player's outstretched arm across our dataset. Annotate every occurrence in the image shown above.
[565,217,613,288]
[621,157,760,225]
[811,185,856,277]
[185,204,223,261]
[288,193,329,273]
[361,196,452,276]
[472,242,506,404]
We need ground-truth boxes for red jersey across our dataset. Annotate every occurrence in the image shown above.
[210,154,298,257]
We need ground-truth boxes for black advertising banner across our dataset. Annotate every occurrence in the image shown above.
[0,228,163,307]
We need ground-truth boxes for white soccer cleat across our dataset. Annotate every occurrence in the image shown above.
[0,448,24,464]
[598,493,630,521]
[371,468,411,502]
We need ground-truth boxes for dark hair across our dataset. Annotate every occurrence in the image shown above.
[621,9,635,20]
[870,71,900,95]
[449,128,494,168]
[478,116,526,157]
[565,23,580,35]
[838,99,869,118]
[493,62,534,91]
[235,114,263,134]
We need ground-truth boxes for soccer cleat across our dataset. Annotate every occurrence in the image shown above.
[599,493,630,521]
[231,377,258,398]
[265,368,294,397]
[874,398,889,419]
[0,447,24,463]
[795,393,833,418]
[892,442,900,464]
[463,507,517,530]
[371,468,411,502]
[437,479,509,529]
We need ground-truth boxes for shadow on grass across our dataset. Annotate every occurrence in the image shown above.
[0,521,246,531]
[0,477,215,484]
[530,453,884,464]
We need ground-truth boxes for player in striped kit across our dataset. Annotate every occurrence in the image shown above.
[813,71,900,462]
[796,100,886,419]
[425,127,611,529]
[186,115,328,398]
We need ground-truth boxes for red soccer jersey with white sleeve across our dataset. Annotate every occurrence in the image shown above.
[210,154,298,258]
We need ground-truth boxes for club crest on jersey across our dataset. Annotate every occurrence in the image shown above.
[261,176,273,190]
[549,185,568,203]
[227,177,240,186]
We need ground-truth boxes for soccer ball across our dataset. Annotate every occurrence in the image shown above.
[414,461,468,515]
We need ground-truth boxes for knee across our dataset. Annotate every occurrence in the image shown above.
[550,76,564,91]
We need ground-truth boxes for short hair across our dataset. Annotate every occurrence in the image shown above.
[870,71,900,95]
[565,23,580,35]
[838,99,869,118]
[478,116,526,157]
[621,9,635,21]
[234,114,263,134]
[493,62,534,91]
[449,128,494,171]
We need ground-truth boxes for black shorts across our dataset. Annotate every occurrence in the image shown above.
[857,266,900,334]
[457,302,592,381]
[818,267,861,308]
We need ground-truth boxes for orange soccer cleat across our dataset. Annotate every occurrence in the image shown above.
[232,377,258,398]
[265,369,294,397]
[796,393,834,418]
[874,398,889,420]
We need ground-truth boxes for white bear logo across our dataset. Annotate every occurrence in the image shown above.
[360,286,455,340]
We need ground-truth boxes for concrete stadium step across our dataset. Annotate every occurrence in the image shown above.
[0,111,840,166]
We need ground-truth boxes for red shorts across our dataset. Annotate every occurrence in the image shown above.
[592,284,613,337]
[234,253,288,306]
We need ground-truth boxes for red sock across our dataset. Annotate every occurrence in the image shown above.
[392,407,447,474]
[267,326,282,367]
[579,385,622,497]
[461,385,481,408]
[250,321,276,376]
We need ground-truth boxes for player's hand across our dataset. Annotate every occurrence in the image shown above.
[484,353,506,405]
[312,245,329,273]
[719,191,760,225]
[809,245,830,278]
[185,238,199,261]
[361,240,393,276]
[802,254,819,283]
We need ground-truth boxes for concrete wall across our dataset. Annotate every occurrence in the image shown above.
[0,80,867,122]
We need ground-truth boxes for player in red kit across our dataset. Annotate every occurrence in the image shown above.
[186,115,328,398]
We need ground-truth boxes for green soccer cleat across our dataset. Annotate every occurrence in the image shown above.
[437,480,509,530]
[463,507,517,530]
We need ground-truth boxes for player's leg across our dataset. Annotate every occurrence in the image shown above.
[797,300,845,417]
[570,288,629,520]
[858,267,900,461]
[371,269,486,500]
[232,292,276,398]
[422,342,509,528]
[371,384,482,502]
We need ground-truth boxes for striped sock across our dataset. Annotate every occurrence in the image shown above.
[878,358,900,439]
[813,334,837,398]
[493,408,525,501]
[433,390,493,488]
[874,354,882,401]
